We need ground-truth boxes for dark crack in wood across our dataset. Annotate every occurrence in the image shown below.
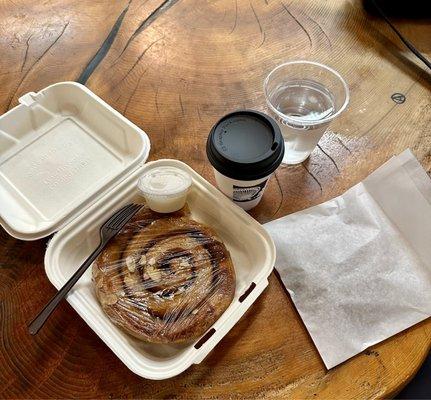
[118,35,164,84]
[281,2,312,49]
[114,0,180,63]
[178,93,185,116]
[6,22,69,111]
[162,125,168,151]
[77,2,130,84]
[21,34,33,72]
[197,105,203,122]
[335,136,351,153]
[317,144,340,172]
[222,7,227,21]
[250,0,266,48]
[123,70,147,116]
[230,0,238,34]
[300,11,332,49]
[155,85,160,115]
[272,170,284,219]
[302,163,322,193]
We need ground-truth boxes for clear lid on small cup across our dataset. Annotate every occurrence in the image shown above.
[137,166,192,213]
[138,167,192,197]
[138,166,192,197]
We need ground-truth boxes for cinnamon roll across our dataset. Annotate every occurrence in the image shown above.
[92,205,236,343]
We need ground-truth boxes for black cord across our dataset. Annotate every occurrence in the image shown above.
[370,0,431,71]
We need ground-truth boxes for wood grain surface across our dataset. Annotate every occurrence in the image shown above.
[1,0,430,398]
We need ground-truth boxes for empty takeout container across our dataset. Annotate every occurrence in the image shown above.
[0,82,276,379]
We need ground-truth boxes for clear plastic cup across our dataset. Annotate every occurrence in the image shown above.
[264,61,349,164]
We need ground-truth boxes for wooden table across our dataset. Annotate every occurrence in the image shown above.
[1,0,430,398]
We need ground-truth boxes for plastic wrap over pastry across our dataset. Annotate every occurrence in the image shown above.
[92,205,236,343]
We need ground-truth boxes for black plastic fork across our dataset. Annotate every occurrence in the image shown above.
[28,203,142,335]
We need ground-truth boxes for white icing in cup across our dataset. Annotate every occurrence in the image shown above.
[138,167,192,213]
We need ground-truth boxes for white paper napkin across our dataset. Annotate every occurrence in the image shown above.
[265,149,431,369]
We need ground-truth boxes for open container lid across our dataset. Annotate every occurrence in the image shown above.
[0,82,150,240]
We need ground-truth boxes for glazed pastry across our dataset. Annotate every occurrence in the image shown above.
[92,205,236,343]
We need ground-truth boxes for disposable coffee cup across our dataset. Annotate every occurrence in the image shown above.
[206,110,284,210]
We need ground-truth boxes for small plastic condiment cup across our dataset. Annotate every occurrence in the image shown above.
[137,166,192,213]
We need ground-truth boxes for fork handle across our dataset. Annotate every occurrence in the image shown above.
[28,240,106,335]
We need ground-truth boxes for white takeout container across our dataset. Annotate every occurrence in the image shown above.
[0,82,276,380]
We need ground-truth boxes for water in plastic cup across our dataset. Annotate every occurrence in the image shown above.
[264,61,349,165]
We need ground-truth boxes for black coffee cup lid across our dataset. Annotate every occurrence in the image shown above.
[206,110,285,180]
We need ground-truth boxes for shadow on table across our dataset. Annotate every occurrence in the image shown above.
[397,353,431,399]
[362,0,431,19]
[342,2,431,88]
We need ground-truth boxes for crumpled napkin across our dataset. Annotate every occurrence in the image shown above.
[265,149,431,368]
